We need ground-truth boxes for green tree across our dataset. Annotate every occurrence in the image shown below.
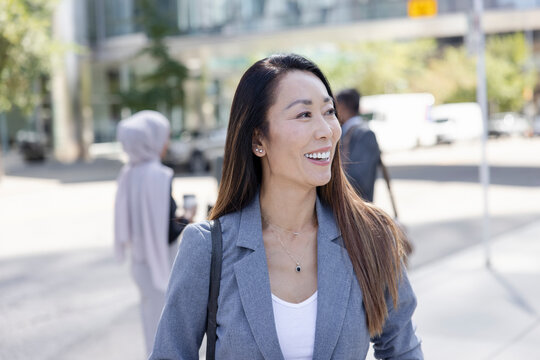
[412,46,476,104]
[0,0,59,113]
[485,33,536,113]
[119,0,188,116]
[318,39,437,95]
[412,32,536,111]
[318,33,536,114]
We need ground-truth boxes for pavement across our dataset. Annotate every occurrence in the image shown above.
[1,139,539,359]
[404,218,540,360]
[366,217,540,359]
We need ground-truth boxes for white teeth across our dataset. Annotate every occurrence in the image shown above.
[304,151,330,160]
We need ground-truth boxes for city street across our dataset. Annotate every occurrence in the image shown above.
[1,137,539,359]
[3,1,539,358]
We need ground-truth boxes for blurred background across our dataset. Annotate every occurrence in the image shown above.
[1,0,539,359]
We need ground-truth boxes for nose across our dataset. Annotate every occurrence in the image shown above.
[314,115,334,140]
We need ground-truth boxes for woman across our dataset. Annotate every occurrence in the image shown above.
[114,110,191,355]
[151,54,423,359]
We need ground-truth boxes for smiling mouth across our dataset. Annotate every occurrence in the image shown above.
[304,151,331,161]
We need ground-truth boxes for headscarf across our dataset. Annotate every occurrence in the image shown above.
[114,110,174,291]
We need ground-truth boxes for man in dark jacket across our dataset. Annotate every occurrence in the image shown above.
[336,88,381,202]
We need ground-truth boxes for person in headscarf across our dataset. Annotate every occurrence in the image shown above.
[114,110,191,355]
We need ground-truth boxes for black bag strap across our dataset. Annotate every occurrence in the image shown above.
[206,219,222,360]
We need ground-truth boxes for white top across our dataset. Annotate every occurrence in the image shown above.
[271,291,318,360]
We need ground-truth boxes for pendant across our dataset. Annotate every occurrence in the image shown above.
[295,265,301,272]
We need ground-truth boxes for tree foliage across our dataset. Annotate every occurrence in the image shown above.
[320,39,437,95]
[485,33,536,112]
[119,0,188,115]
[412,45,476,104]
[318,33,536,113]
[0,0,58,113]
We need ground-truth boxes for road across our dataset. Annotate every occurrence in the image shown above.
[0,137,539,359]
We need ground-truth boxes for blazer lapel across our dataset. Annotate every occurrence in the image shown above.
[312,197,353,360]
[233,195,284,360]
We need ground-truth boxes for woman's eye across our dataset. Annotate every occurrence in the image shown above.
[297,112,311,119]
[325,108,336,116]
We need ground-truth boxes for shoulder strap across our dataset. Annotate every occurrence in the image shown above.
[206,219,222,360]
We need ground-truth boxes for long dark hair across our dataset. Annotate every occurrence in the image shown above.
[209,54,408,336]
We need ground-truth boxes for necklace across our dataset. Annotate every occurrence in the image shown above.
[262,216,317,273]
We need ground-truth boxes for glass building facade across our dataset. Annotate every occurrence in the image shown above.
[87,0,540,42]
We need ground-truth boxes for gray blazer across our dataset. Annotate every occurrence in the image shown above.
[151,195,423,359]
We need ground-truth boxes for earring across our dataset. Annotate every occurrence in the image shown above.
[255,148,264,154]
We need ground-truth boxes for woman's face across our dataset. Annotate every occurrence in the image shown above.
[257,70,341,190]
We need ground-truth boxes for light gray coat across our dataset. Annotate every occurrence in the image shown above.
[150,194,423,359]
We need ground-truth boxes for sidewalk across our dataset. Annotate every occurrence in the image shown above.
[407,219,540,359]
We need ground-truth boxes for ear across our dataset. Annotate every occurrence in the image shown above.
[252,128,265,157]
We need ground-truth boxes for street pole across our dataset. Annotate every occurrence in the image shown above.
[473,0,491,268]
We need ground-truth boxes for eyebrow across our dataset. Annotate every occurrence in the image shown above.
[285,97,333,110]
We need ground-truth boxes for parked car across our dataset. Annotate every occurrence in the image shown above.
[430,117,458,144]
[16,130,48,161]
[488,112,532,137]
[429,102,483,144]
[164,127,227,173]
[361,93,436,152]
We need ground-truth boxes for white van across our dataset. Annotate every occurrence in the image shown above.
[360,93,436,152]
[429,102,483,143]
